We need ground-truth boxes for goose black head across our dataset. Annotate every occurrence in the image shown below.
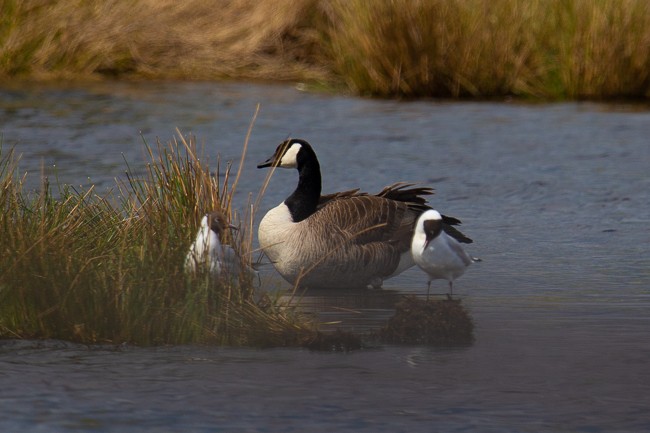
[257,138,313,170]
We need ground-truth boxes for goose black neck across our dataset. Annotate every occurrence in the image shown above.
[285,153,321,223]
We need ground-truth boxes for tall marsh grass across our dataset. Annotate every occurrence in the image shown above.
[0,133,312,346]
[326,0,650,98]
[1,0,649,99]
[0,0,325,81]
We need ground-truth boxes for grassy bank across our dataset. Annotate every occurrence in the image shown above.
[0,0,327,82]
[327,0,650,99]
[0,132,313,346]
[1,0,649,99]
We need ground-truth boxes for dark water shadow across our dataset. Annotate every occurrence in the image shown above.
[279,287,475,350]
[280,288,404,332]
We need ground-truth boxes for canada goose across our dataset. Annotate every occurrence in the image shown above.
[256,138,471,290]
[411,209,480,298]
[185,211,259,282]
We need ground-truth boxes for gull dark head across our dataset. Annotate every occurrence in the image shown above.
[257,138,313,170]
[206,211,237,238]
[420,210,443,249]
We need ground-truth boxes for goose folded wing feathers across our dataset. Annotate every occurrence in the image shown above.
[329,239,404,279]
[310,193,417,255]
[312,182,436,251]
[317,188,365,209]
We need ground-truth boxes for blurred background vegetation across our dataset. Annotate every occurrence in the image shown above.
[1,0,649,99]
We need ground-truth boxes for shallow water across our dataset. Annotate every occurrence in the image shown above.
[1,81,649,432]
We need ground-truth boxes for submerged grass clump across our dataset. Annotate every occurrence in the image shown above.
[0,133,313,346]
[379,297,474,346]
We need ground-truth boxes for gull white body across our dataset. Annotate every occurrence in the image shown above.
[185,213,259,282]
[411,210,477,296]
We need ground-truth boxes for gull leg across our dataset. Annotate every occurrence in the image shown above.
[447,281,453,301]
[427,280,431,301]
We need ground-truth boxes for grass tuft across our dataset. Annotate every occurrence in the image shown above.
[0,131,313,346]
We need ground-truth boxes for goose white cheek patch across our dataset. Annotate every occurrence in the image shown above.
[279,143,301,168]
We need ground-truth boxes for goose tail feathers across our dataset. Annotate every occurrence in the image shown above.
[376,182,434,210]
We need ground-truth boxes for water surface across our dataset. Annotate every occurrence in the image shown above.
[1,81,649,432]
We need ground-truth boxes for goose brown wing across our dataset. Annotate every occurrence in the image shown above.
[313,183,434,251]
[314,182,472,248]
[317,188,365,210]
[325,238,405,280]
[313,194,418,252]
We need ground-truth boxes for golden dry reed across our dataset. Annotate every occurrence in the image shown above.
[0,0,325,81]
[1,0,649,99]
[0,131,313,346]
[326,0,650,98]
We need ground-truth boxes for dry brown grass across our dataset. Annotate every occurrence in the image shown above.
[544,0,650,98]
[0,0,328,81]
[324,0,650,98]
[1,0,649,98]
